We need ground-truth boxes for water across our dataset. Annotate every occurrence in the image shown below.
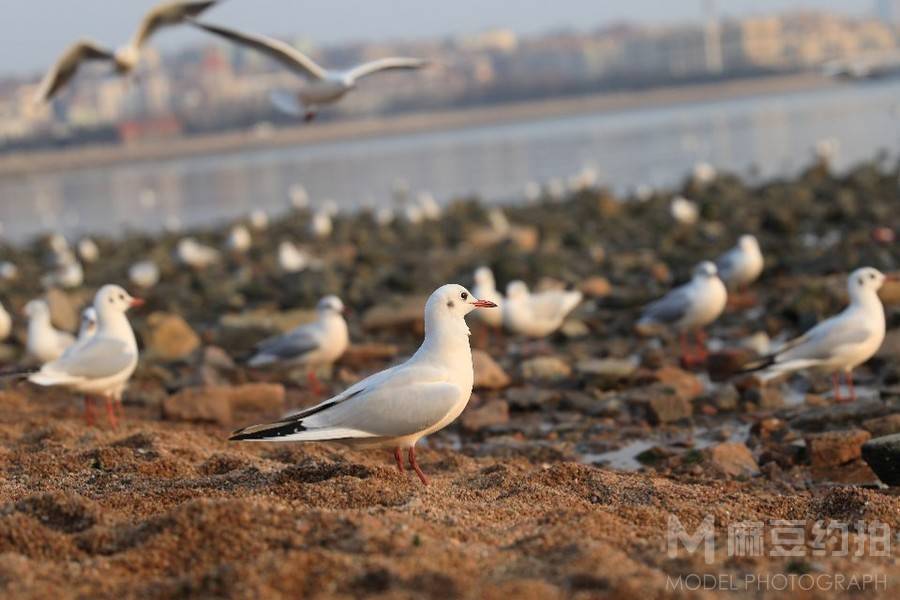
[2,79,900,243]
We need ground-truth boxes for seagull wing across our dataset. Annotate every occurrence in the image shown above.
[715,248,738,282]
[230,363,461,442]
[345,57,428,82]
[249,325,321,365]
[774,313,873,364]
[641,285,692,325]
[189,20,327,80]
[528,290,582,321]
[35,39,116,102]
[30,336,135,386]
[131,0,221,48]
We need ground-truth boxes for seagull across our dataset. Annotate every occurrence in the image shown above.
[226,225,252,253]
[637,261,727,366]
[503,281,582,338]
[743,267,891,402]
[77,238,100,263]
[248,296,349,395]
[189,20,429,121]
[472,267,504,329]
[277,241,310,274]
[670,196,699,225]
[0,261,18,281]
[75,307,98,342]
[309,210,333,239]
[29,285,143,426]
[231,284,497,485]
[288,184,309,210]
[0,301,11,342]
[175,237,220,269]
[249,209,269,231]
[42,260,84,290]
[35,1,221,102]
[129,259,160,288]
[24,299,76,364]
[715,235,764,290]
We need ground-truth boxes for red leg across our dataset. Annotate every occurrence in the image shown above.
[84,396,95,426]
[832,372,843,402]
[307,370,323,396]
[408,447,429,486]
[694,330,708,361]
[393,447,404,473]
[104,397,119,428]
[115,397,125,419]
[679,332,690,365]
[847,371,856,402]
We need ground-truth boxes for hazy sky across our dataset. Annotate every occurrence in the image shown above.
[2,0,869,77]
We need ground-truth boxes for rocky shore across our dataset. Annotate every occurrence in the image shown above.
[0,156,898,598]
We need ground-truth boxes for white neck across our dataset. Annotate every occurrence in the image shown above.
[97,310,137,349]
[415,313,472,364]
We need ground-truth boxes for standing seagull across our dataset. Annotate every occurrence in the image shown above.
[24,299,75,364]
[716,234,764,290]
[637,261,727,366]
[189,20,428,121]
[472,267,504,329]
[29,285,143,426]
[503,281,582,338]
[35,1,221,102]
[248,296,350,395]
[743,267,890,402]
[231,285,497,485]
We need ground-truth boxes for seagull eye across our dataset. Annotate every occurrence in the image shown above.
[119,294,125,300]
[461,292,468,300]
[869,273,876,280]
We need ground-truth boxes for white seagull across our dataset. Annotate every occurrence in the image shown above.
[29,285,143,426]
[248,296,350,394]
[226,225,252,253]
[744,267,891,402]
[0,301,11,342]
[231,284,498,485]
[503,281,582,338]
[77,238,100,263]
[175,237,220,269]
[190,20,429,121]
[35,1,222,102]
[472,267,504,329]
[637,261,727,365]
[277,241,310,274]
[24,299,75,364]
[129,259,161,289]
[715,234,764,290]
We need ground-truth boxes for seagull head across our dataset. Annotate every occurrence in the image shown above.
[94,284,144,317]
[738,234,759,252]
[426,284,496,322]
[849,267,887,301]
[692,261,719,280]
[23,299,50,320]
[317,295,346,315]
[505,280,528,300]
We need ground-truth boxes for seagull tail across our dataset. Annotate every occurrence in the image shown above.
[230,418,373,443]
[269,90,304,117]
[0,366,39,381]
[740,355,821,383]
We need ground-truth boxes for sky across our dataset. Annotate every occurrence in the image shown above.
[1,0,871,77]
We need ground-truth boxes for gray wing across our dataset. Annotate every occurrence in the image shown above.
[346,57,429,81]
[36,39,115,102]
[46,337,135,379]
[131,0,220,48]
[253,328,320,362]
[776,314,873,363]
[641,286,691,325]
[189,20,327,79]
[715,249,737,281]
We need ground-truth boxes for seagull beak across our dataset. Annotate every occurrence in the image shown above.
[130,297,145,308]
[886,274,900,282]
[471,299,497,308]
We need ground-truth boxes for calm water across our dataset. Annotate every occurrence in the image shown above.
[2,79,899,243]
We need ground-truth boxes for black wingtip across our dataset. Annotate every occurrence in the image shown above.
[739,354,776,375]
[229,420,307,442]
[0,366,39,381]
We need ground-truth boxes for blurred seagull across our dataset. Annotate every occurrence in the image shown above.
[190,20,428,121]
[226,225,252,253]
[715,234,764,290]
[24,299,76,364]
[77,238,100,263]
[129,260,160,289]
[0,301,11,342]
[231,285,497,485]
[35,1,222,102]
[249,209,269,231]
[472,267,504,329]
[670,196,699,225]
[0,261,18,281]
[247,296,350,395]
[309,210,333,239]
[637,261,727,366]
[743,268,890,402]
[29,285,143,426]
[277,241,310,273]
[288,184,309,210]
[503,281,582,338]
[176,237,220,269]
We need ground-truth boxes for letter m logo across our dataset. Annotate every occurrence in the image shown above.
[667,514,715,564]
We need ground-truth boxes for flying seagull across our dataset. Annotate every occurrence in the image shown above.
[190,20,429,121]
[35,1,221,102]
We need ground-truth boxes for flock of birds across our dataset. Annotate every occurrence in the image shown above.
[36,0,430,122]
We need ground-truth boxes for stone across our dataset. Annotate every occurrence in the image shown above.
[650,366,703,401]
[877,329,900,358]
[740,386,784,410]
[162,387,232,425]
[505,388,560,410]
[44,288,81,332]
[473,350,511,390]
[579,276,612,298]
[862,414,900,438]
[647,388,694,424]
[521,356,572,381]
[460,400,509,432]
[362,297,427,333]
[879,279,900,305]
[228,383,285,413]
[706,442,760,478]
[219,308,314,333]
[805,429,871,467]
[341,343,399,369]
[712,385,740,412]
[861,433,900,485]
[576,358,637,380]
[810,460,880,485]
[706,349,755,382]
[508,226,539,252]
[559,319,589,338]
[145,312,201,361]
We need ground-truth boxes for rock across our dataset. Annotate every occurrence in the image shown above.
[521,356,572,381]
[740,386,784,410]
[162,387,232,425]
[811,460,880,485]
[576,358,637,381]
[505,388,560,410]
[228,383,285,413]
[145,312,201,361]
[219,308,314,333]
[877,329,900,358]
[45,288,81,332]
[706,442,760,478]
[862,414,900,438]
[647,388,694,423]
[805,429,871,467]
[460,400,509,432]
[579,276,612,298]
[879,279,900,305]
[711,385,740,412]
[559,319,589,338]
[473,350,511,390]
[508,225,539,252]
[706,349,754,382]
[362,296,427,333]
[341,343,399,369]
[861,433,900,485]
[649,366,703,401]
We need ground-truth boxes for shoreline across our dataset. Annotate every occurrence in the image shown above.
[0,73,839,178]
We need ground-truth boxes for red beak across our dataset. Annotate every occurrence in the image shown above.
[472,299,497,308]
[886,274,900,282]
[130,297,146,308]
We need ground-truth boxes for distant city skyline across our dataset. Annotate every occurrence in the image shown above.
[2,0,871,77]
